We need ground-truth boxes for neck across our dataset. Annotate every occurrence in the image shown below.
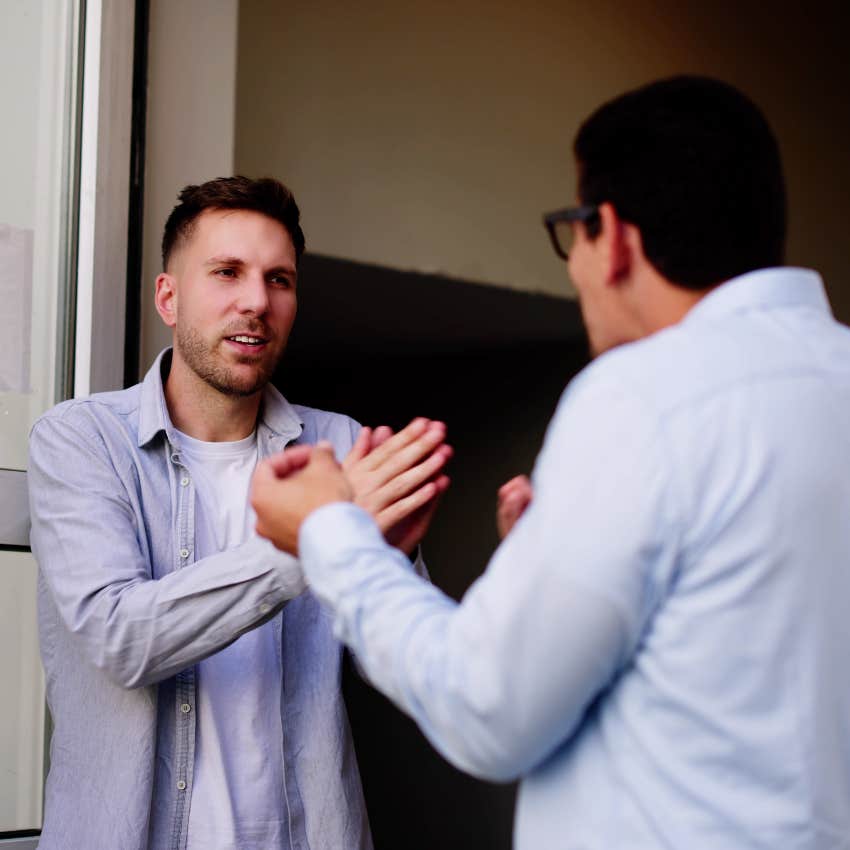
[164,353,262,442]
[632,268,715,338]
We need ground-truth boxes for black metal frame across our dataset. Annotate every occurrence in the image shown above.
[542,205,599,260]
[123,0,150,388]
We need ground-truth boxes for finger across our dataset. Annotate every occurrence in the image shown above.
[498,474,530,497]
[310,442,341,470]
[356,417,432,472]
[497,498,520,524]
[433,473,450,494]
[251,462,282,525]
[374,480,440,532]
[497,486,522,510]
[342,426,372,469]
[371,425,393,449]
[361,422,447,489]
[497,486,531,539]
[362,443,453,513]
[265,445,314,478]
[497,481,522,501]
[307,443,355,502]
[499,488,530,516]
[391,492,444,554]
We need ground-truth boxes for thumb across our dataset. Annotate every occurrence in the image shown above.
[311,441,341,471]
[266,444,313,478]
[342,426,372,469]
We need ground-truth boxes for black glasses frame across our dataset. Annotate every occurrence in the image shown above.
[543,205,600,260]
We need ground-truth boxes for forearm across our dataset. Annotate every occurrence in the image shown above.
[300,504,628,781]
[33,531,304,688]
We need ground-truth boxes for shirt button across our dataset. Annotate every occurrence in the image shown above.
[259,603,271,615]
[181,703,191,714]
[180,548,190,559]
[180,476,190,486]
[177,780,187,791]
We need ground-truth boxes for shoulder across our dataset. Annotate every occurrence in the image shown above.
[30,384,143,450]
[544,325,715,460]
[567,320,737,421]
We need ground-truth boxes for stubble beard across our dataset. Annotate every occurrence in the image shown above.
[176,324,281,398]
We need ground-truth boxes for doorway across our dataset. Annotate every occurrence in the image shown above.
[275,253,588,849]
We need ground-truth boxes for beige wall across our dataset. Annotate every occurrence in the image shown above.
[234,0,849,319]
[140,0,239,372]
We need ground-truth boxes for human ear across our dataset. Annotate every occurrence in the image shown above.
[154,273,178,328]
[598,202,630,285]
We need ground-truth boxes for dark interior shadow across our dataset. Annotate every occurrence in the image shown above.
[274,254,589,850]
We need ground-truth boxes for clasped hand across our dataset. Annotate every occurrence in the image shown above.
[252,418,452,556]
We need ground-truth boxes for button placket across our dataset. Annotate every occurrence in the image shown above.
[172,451,194,568]
[167,442,200,835]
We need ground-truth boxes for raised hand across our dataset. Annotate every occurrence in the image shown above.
[496,475,533,539]
[344,418,452,554]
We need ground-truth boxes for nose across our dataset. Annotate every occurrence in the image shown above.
[235,271,270,316]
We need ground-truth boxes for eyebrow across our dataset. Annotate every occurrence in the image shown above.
[204,256,245,268]
[204,256,296,276]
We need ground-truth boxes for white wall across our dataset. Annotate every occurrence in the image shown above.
[140,0,239,372]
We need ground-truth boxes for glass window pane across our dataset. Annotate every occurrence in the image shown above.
[0,0,83,836]
[0,0,82,471]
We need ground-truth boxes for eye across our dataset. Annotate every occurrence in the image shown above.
[268,273,294,288]
[214,267,237,279]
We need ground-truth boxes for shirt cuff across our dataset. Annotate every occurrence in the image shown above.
[300,502,383,564]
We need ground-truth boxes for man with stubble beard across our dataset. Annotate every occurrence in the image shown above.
[28,176,451,850]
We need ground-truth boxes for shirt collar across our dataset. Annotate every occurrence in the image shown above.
[137,347,304,448]
[682,266,831,327]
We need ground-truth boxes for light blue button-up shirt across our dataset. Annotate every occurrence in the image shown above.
[298,268,850,849]
[29,350,372,850]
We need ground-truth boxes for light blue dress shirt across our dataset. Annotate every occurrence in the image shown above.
[28,349,372,850]
[299,268,850,849]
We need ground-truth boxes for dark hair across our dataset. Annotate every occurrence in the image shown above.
[161,176,306,269]
[574,75,786,289]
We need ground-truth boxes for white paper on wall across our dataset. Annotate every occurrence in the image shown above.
[0,223,33,393]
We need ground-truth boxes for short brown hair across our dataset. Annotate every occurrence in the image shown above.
[161,176,306,270]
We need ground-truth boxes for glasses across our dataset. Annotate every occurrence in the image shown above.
[543,205,600,260]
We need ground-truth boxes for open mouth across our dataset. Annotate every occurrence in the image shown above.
[226,334,267,346]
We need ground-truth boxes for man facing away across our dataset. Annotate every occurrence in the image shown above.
[28,176,451,850]
[252,76,850,849]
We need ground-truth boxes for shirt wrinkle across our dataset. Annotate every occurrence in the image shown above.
[30,347,373,850]
[299,268,850,849]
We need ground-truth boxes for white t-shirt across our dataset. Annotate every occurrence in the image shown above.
[177,429,288,850]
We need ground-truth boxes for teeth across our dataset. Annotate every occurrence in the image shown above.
[231,335,262,344]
